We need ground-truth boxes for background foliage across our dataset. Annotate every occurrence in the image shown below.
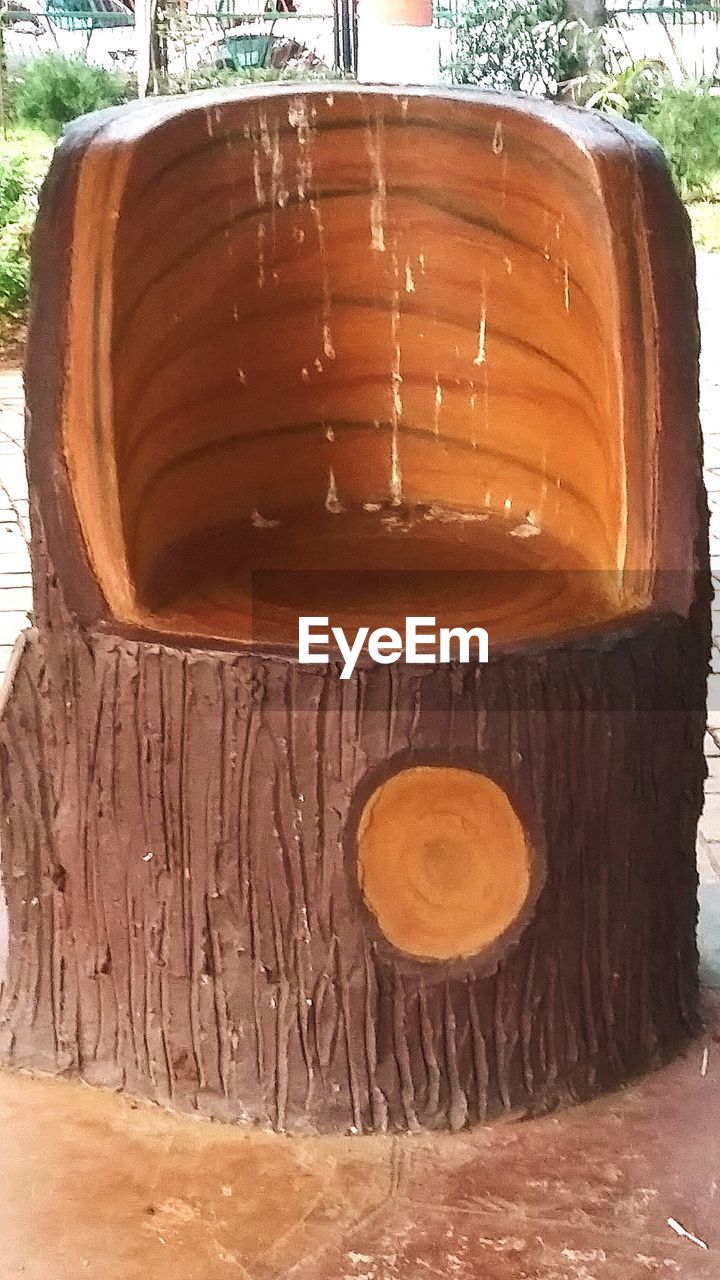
[450,0,570,94]
[0,140,48,332]
[0,55,335,335]
[11,54,133,135]
[166,63,337,94]
[0,13,719,339]
[586,60,720,198]
[635,83,720,200]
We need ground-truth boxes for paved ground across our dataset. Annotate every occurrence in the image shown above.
[0,1014,719,1280]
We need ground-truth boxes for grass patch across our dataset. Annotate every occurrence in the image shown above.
[0,125,55,164]
[688,202,720,254]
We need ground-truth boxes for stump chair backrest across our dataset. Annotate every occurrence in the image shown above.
[27,85,701,649]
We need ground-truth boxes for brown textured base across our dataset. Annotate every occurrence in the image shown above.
[0,992,718,1279]
[0,592,706,1133]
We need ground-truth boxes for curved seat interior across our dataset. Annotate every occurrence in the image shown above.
[63,88,663,648]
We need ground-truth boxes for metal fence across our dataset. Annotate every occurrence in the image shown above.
[158,1,354,76]
[606,1,720,80]
[155,3,343,80]
[3,0,720,85]
[433,1,720,85]
[1,0,350,77]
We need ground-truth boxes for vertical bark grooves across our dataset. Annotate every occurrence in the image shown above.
[0,570,706,1133]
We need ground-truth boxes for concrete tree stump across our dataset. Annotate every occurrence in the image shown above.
[0,85,709,1133]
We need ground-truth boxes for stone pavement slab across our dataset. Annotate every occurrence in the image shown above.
[0,995,719,1280]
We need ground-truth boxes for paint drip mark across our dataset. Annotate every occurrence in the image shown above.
[366,115,387,253]
[325,468,345,514]
[474,283,488,367]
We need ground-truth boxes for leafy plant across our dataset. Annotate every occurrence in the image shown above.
[0,150,42,321]
[586,61,720,201]
[0,218,32,318]
[584,58,670,116]
[637,83,720,201]
[448,0,591,96]
[0,155,30,226]
[166,63,337,95]
[13,54,133,136]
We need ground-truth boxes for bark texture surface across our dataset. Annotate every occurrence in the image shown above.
[0,573,707,1132]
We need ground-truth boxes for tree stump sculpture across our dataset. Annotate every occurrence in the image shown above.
[0,85,709,1133]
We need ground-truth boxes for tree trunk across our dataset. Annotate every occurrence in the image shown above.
[564,0,607,25]
[0,585,707,1131]
[562,0,609,98]
[0,85,709,1133]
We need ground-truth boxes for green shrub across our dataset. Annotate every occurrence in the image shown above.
[637,84,720,201]
[0,155,31,226]
[449,0,571,95]
[14,54,132,135]
[0,219,32,319]
[0,151,42,321]
[584,58,670,118]
[586,63,720,201]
